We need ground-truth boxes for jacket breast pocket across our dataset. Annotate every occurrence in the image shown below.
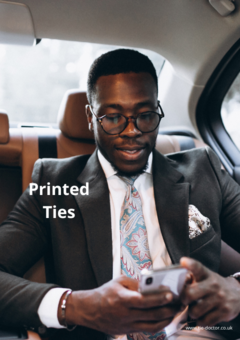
[189,224,216,253]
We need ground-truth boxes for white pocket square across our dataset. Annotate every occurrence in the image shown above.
[188,205,211,239]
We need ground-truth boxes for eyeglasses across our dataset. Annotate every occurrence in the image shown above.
[89,101,164,135]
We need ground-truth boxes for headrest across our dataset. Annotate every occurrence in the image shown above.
[0,112,9,144]
[57,89,94,140]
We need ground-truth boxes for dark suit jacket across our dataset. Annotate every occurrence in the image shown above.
[0,147,240,339]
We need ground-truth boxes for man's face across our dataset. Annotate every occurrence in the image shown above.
[86,72,159,175]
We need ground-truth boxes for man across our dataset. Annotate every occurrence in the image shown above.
[0,49,240,340]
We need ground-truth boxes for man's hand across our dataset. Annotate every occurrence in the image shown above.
[180,257,240,326]
[59,276,181,335]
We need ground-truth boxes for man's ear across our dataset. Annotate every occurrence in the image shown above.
[85,105,93,132]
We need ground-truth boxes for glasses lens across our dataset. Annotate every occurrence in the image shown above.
[101,112,161,134]
[137,112,160,132]
[101,114,126,134]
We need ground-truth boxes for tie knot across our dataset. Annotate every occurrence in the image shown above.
[118,175,138,186]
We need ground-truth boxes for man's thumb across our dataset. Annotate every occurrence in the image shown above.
[180,257,209,282]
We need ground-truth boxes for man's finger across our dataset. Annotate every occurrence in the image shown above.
[133,305,181,322]
[128,290,173,309]
[181,279,213,305]
[185,272,194,284]
[116,275,139,291]
[180,257,210,282]
[188,295,217,320]
[196,308,222,327]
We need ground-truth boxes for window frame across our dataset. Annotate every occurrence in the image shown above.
[196,38,240,182]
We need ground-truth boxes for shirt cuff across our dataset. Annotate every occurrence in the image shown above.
[37,287,69,328]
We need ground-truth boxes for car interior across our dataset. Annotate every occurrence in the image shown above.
[0,0,240,339]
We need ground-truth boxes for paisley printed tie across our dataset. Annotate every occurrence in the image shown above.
[119,176,167,340]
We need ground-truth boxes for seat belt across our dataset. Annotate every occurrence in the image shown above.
[38,135,57,158]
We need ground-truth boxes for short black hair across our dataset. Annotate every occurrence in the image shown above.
[87,49,158,104]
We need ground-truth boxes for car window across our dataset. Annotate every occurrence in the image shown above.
[221,72,240,151]
[0,40,164,124]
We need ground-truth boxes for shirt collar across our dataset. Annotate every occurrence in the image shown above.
[97,149,153,179]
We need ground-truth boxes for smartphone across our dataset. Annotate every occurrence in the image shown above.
[139,264,188,300]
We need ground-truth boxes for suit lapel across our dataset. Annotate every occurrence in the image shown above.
[75,150,113,286]
[153,150,190,263]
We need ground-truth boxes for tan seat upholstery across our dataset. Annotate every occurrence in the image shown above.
[27,330,42,340]
[0,113,22,167]
[0,112,9,144]
[57,89,96,159]
[58,89,94,140]
[21,128,39,191]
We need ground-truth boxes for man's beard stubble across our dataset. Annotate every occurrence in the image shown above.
[96,140,156,177]
[113,162,148,177]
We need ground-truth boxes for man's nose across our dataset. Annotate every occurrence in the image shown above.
[120,119,142,137]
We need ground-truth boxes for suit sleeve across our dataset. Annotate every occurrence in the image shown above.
[0,159,58,329]
[205,147,240,253]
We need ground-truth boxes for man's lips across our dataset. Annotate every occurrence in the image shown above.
[116,145,145,151]
[121,150,140,154]
[116,146,145,159]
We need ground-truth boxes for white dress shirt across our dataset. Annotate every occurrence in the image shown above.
[37,150,176,331]
[98,150,172,277]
